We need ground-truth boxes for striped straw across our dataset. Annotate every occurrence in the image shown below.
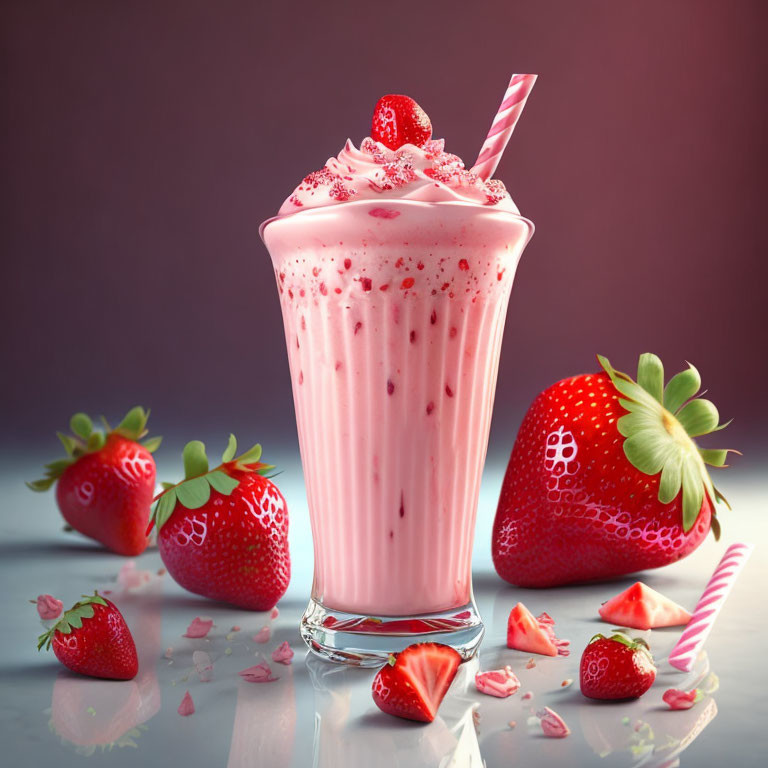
[668,542,754,672]
[471,73,538,180]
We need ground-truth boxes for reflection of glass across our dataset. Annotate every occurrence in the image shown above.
[307,654,484,767]
[263,200,533,664]
[580,653,718,767]
[226,666,296,768]
[47,577,162,755]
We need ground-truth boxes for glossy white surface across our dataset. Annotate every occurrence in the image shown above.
[1,451,766,767]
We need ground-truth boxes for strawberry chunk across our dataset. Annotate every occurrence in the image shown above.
[371,642,461,723]
[599,582,691,630]
[506,603,569,656]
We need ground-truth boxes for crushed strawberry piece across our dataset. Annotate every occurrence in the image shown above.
[475,666,521,698]
[34,594,63,620]
[253,626,271,643]
[193,650,213,682]
[663,688,700,710]
[239,662,279,683]
[183,617,213,638]
[271,641,294,665]
[178,690,195,716]
[537,707,570,738]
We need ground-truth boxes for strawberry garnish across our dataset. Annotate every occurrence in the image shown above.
[493,353,737,587]
[27,408,161,556]
[371,94,432,150]
[38,593,138,680]
[579,632,656,700]
[151,436,290,611]
[371,642,461,723]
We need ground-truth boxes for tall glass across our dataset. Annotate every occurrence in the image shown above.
[261,199,533,665]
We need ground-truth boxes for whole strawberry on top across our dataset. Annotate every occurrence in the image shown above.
[370,94,432,150]
[580,632,656,700]
[493,354,736,587]
[28,408,161,556]
[151,436,290,611]
[38,593,138,680]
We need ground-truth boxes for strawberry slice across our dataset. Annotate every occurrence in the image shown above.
[507,603,569,656]
[599,582,691,630]
[371,642,461,723]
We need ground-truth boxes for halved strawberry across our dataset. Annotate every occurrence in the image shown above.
[599,582,691,630]
[507,603,569,656]
[371,643,461,723]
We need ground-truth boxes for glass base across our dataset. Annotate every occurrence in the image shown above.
[300,596,485,667]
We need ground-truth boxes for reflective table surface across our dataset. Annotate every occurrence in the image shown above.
[2,450,766,767]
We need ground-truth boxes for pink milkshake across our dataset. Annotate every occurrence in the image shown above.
[262,97,534,664]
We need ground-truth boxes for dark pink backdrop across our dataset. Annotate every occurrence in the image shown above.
[2,0,766,455]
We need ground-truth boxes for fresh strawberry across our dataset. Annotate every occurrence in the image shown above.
[151,436,289,611]
[506,602,569,656]
[27,408,161,556]
[599,582,691,630]
[371,642,461,723]
[580,632,656,700]
[38,593,138,680]
[371,94,432,150]
[493,354,736,587]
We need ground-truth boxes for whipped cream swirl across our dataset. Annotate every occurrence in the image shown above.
[278,138,519,216]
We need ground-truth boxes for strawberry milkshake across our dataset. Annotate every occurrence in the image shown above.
[261,94,534,664]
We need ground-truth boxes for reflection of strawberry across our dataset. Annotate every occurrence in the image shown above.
[493,354,736,587]
[151,436,290,610]
[371,94,432,150]
[38,593,138,680]
[49,580,163,754]
[580,632,656,700]
[371,643,461,723]
[28,408,161,556]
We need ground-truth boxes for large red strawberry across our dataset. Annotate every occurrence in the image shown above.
[493,354,736,587]
[371,94,432,150]
[38,593,139,680]
[151,436,290,611]
[28,408,161,556]
[580,632,656,700]
[371,642,461,723]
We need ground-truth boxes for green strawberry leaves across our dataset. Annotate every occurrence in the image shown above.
[150,435,274,531]
[37,593,108,651]
[588,631,654,661]
[599,354,736,537]
[27,407,161,493]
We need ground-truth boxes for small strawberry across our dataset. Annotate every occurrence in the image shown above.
[371,94,432,150]
[38,593,138,680]
[27,408,161,556]
[371,642,461,723]
[493,354,737,587]
[151,436,290,611]
[580,632,656,700]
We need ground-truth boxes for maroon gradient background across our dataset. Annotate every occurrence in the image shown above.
[2,0,766,457]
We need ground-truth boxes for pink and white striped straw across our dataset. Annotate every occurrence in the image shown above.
[471,73,538,180]
[668,542,754,672]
